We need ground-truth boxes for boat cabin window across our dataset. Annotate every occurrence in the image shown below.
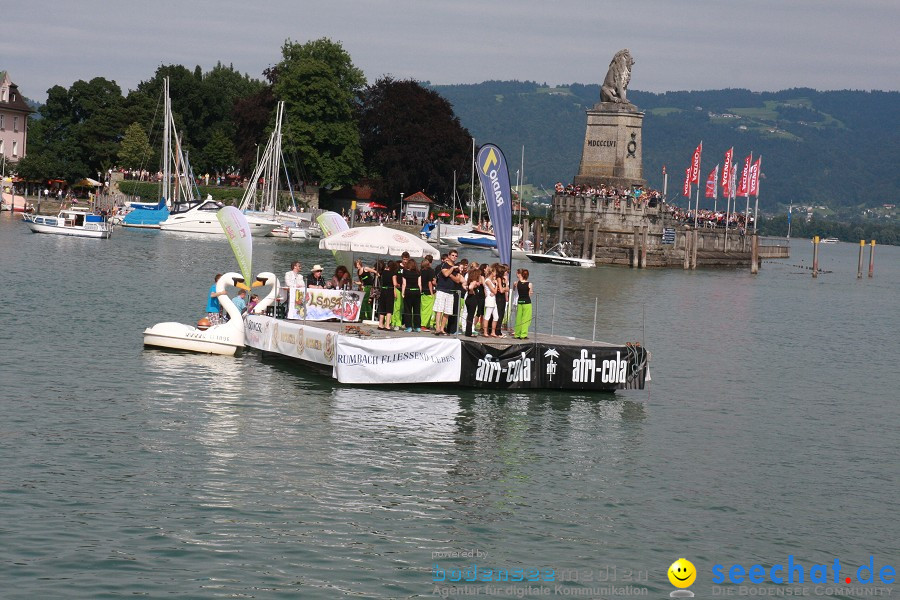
[198,201,223,212]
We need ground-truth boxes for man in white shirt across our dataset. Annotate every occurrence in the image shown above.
[283,261,306,312]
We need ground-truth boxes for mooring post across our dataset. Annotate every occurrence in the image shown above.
[858,240,865,278]
[812,236,819,278]
[558,215,566,246]
[868,240,876,278]
[691,229,699,270]
[591,221,599,262]
[582,221,591,259]
[751,234,759,274]
[592,297,598,342]
[640,225,648,269]
[683,227,691,270]
[632,225,640,268]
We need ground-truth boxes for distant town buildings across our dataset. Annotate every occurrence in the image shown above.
[0,71,33,166]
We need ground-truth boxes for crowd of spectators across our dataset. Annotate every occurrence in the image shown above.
[554,180,753,231]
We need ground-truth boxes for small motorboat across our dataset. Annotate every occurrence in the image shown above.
[458,235,497,248]
[143,272,256,356]
[525,242,595,268]
[24,208,112,238]
[820,237,839,244]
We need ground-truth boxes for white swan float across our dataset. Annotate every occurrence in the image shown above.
[143,272,251,356]
[247,272,278,315]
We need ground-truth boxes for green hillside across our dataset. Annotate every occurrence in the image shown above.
[430,82,900,210]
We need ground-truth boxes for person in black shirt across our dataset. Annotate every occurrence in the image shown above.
[419,256,436,330]
[307,265,327,288]
[401,259,422,331]
[514,268,534,339]
[464,267,483,337]
[356,258,377,321]
[376,259,396,330]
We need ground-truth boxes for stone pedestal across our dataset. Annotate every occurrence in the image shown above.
[573,103,645,189]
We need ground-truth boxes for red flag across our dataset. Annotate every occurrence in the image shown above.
[682,166,691,197]
[749,157,762,196]
[690,142,702,183]
[721,147,733,198]
[705,165,719,198]
[737,154,752,197]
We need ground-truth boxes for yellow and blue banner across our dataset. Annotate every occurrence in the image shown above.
[476,143,513,266]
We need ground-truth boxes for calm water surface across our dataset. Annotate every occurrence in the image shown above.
[0,213,897,598]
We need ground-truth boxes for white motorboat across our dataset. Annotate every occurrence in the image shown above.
[24,208,112,239]
[159,197,279,236]
[525,242,595,268]
[821,237,839,244]
[143,272,254,356]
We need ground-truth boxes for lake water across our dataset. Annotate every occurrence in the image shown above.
[1,212,897,599]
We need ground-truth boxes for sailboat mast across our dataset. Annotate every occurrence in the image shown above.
[469,138,475,225]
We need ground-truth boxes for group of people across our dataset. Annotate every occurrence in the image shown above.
[666,205,754,231]
[280,251,536,339]
[205,273,261,325]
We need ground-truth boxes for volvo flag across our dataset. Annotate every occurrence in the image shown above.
[476,144,513,266]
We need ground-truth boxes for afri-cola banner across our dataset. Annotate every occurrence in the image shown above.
[461,341,537,389]
[476,143,513,266]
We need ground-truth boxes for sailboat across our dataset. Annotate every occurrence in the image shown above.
[122,78,177,228]
[237,102,313,238]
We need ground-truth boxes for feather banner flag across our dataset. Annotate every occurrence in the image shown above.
[476,143,513,266]
[705,165,719,199]
[317,211,352,270]
[721,147,734,198]
[690,142,703,184]
[737,154,752,197]
[217,206,253,285]
[749,157,762,196]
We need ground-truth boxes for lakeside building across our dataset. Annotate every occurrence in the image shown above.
[0,71,33,166]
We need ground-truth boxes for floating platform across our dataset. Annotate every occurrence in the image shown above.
[244,316,650,392]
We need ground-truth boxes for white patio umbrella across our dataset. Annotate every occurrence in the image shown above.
[318,224,439,257]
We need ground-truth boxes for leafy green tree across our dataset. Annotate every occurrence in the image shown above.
[200,128,238,174]
[358,77,472,206]
[272,38,366,186]
[117,122,155,169]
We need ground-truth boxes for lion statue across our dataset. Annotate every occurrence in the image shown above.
[600,49,635,105]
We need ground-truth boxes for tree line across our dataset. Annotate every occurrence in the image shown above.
[15,39,473,208]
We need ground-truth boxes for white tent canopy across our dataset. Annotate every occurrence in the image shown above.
[318,224,439,258]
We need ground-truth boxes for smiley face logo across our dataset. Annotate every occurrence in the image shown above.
[668,558,696,588]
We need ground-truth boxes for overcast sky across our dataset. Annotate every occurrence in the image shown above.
[3,0,898,102]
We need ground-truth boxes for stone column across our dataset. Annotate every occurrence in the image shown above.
[632,225,640,268]
[591,222,599,261]
[683,228,691,270]
[640,225,648,269]
[691,229,699,269]
[751,234,759,274]
[558,215,566,246]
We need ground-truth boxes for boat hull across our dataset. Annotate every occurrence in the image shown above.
[159,219,277,237]
[525,253,595,268]
[26,220,111,238]
[142,322,244,356]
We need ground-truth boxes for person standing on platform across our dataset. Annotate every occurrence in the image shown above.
[391,252,410,330]
[433,250,461,335]
[356,258,377,321]
[401,258,422,331]
[482,265,500,337]
[419,256,436,330]
[206,273,225,326]
[376,260,398,331]
[514,269,534,339]
[493,264,509,335]
[464,267,483,337]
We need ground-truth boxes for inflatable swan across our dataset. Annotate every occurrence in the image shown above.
[143,272,250,356]
[247,272,278,315]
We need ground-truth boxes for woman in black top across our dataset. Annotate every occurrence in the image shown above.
[401,259,422,331]
[419,257,436,330]
[514,268,533,339]
[376,259,396,330]
[464,267,484,337]
[356,258,377,321]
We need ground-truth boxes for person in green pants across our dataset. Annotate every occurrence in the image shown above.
[390,255,407,329]
[514,268,534,339]
[419,256,436,330]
